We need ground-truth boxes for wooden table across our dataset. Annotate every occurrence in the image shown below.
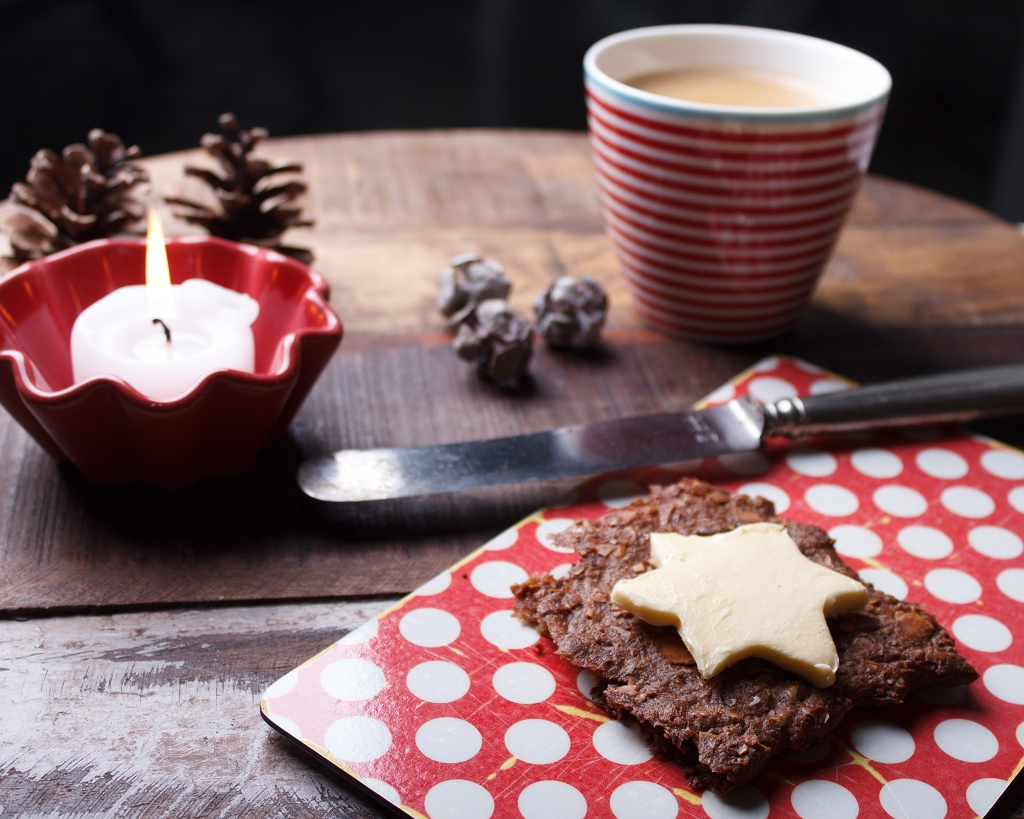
[3,130,1023,817]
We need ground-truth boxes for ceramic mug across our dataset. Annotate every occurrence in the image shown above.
[584,25,891,342]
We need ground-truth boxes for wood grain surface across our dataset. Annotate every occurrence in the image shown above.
[3,130,1024,818]
[3,130,1024,615]
[144,129,1024,333]
[1,599,397,818]
[3,600,1023,819]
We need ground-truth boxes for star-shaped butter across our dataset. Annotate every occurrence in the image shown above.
[610,522,868,687]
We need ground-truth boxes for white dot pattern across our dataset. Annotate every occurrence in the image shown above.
[924,568,982,604]
[480,609,539,649]
[828,524,882,558]
[406,661,470,703]
[851,720,916,763]
[504,719,571,764]
[577,669,598,699]
[874,485,928,517]
[414,571,451,596]
[933,719,998,762]
[610,781,678,819]
[592,719,653,765]
[809,378,850,395]
[260,360,1024,819]
[752,356,780,372]
[791,780,859,819]
[997,568,1024,602]
[324,716,392,763]
[264,669,298,700]
[941,486,995,518]
[416,717,482,763]
[339,619,378,645]
[482,528,519,551]
[536,518,575,552]
[879,779,947,819]
[966,779,1008,817]
[983,664,1024,704]
[265,713,301,740]
[916,448,969,479]
[424,780,494,819]
[786,448,838,477]
[748,376,797,403]
[897,525,953,559]
[851,448,903,479]
[492,662,556,704]
[829,525,883,558]
[737,482,790,512]
[969,525,1023,559]
[952,614,1012,652]
[518,781,586,819]
[805,484,859,516]
[362,778,401,807]
[1010,486,1024,514]
[860,568,909,600]
[321,658,386,702]
[400,608,461,648]
[981,449,1024,479]
[470,561,528,598]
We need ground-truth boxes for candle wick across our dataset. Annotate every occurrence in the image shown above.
[152,318,172,344]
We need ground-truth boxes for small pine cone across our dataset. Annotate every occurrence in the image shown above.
[534,275,608,348]
[0,129,148,272]
[436,253,512,328]
[453,299,533,383]
[166,113,313,263]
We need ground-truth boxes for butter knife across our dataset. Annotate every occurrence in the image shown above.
[298,364,1024,503]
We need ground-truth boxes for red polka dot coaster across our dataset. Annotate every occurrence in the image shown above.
[262,357,1024,819]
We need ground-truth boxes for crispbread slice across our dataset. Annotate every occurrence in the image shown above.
[513,478,978,793]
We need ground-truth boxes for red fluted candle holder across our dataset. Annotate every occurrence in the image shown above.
[0,237,343,488]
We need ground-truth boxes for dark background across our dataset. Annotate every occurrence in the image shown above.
[4,0,1024,219]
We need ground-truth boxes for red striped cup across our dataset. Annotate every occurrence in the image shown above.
[584,25,891,341]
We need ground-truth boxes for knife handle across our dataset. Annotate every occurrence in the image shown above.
[761,363,1024,437]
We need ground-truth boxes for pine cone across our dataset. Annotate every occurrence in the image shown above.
[0,130,148,273]
[166,113,314,264]
[436,252,512,329]
[453,299,534,383]
[534,275,608,348]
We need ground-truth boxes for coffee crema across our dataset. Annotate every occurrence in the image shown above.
[624,66,841,108]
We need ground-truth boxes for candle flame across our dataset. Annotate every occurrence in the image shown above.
[146,208,176,319]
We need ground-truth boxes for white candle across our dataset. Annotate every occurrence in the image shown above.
[70,210,260,402]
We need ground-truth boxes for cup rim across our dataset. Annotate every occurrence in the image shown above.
[584,24,892,123]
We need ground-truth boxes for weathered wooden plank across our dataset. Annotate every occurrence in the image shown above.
[142,131,1024,334]
[0,599,398,818]
[4,131,1024,614]
[0,338,751,613]
[3,600,1023,819]
[4,323,1024,613]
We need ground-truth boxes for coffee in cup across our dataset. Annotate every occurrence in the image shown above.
[624,66,842,108]
[584,25,891,341]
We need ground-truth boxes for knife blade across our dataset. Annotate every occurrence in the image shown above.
[298,363,1024,503]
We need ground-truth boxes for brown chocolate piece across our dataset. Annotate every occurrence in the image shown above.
[513,478,978,793]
